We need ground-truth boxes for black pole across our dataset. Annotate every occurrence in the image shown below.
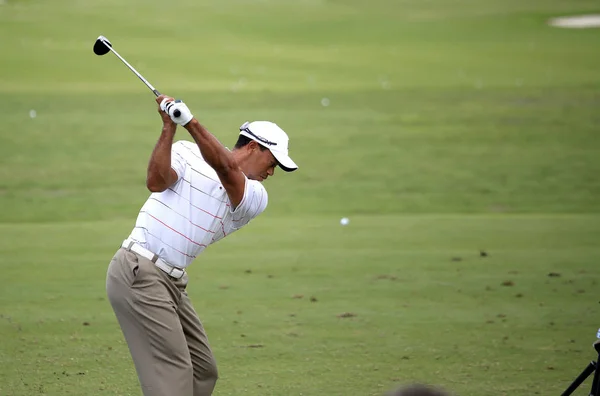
[561,361,596,396]
[591,342,600,395]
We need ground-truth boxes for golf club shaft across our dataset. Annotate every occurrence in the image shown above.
[103,43,160,96]
[100,38,180,117]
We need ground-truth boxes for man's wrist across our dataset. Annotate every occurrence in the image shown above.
[162,122,177,133]
[184,118,198,130]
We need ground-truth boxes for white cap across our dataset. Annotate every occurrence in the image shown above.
[239,121,298,172]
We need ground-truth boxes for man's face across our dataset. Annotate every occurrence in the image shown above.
[244,142,278,182]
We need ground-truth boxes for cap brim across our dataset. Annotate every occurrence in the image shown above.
[271,150,298,172]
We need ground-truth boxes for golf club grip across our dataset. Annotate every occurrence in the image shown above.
[155,90,180,117]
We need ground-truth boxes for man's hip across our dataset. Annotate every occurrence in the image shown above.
[121,238,186,280]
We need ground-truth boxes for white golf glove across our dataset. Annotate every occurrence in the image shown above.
[160,98,194,126]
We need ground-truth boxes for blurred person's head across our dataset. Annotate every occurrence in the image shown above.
[386,383,451,396]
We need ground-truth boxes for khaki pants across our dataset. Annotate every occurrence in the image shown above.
[106,248,218,396]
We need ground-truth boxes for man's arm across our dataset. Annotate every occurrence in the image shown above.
[183,118,246,208]
[146,105,179,192]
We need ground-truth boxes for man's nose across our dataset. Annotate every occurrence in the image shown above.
[267,167,275,176]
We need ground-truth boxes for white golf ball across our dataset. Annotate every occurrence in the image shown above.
[29,109,37,118]
[321,97,330,107]
[340,217,349,226]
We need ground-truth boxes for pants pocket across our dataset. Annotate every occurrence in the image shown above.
[107,249,140,288]
[123,250,140,286]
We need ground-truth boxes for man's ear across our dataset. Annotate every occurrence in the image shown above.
[247,140,260,152]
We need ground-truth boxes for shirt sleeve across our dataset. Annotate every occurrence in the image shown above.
[230,177,268,229]
[170,141,187,181]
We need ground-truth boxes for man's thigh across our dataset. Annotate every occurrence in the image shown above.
[107,249,194,396]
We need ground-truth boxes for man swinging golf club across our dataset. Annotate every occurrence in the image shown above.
[106,95,297,396]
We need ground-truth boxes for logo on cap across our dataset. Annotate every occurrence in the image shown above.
[239,122,278,146]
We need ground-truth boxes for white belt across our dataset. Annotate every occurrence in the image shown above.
[121,239,186,279]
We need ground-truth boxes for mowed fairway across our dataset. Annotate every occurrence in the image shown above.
[1,1,599,395]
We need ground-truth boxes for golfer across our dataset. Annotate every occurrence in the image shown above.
[106,95,297,396]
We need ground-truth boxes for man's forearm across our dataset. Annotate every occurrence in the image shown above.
[146,124,176,191]
[184,119,237,173]
[181,116,246,209]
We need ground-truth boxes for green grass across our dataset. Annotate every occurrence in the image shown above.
[1,0,599,395]
[1,216,599,395]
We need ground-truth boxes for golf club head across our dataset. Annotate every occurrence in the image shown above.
[93,35,112,56]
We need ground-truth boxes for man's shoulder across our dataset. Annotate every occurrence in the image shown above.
[173,140,200,155]
[228,176,269,223]
[173,140,207,164]
[173,140,221,182]
[246,178,269,202]
[246,177,267,189]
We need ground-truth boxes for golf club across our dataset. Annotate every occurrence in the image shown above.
[93,35,180,117]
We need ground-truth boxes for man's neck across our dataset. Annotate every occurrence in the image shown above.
[231,148,248,173]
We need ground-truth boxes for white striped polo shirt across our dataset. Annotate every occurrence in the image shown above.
[127,140,268,268]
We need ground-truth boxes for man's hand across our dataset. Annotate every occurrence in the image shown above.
[157,95,194,126]
[156,95,176,127]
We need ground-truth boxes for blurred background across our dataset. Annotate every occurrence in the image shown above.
[0,0,599,395]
